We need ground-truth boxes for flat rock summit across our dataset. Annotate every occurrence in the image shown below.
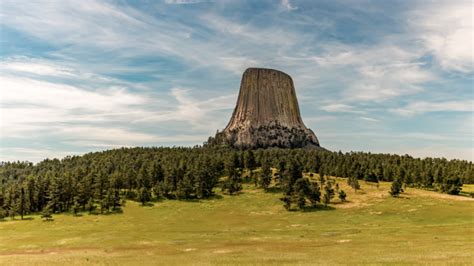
[209,67,322,149]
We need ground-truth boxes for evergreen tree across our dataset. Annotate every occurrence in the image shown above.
[245,150,256,170]
[0,145,471,217]
[72,197,81,215]
[177,171,194,199]
[440,175,462,195]
[41,206,53,221]
[138,187,152,205]
[348,175,360,193]
[280,195,291,210]
[276,159,286,188]
[259,160,272,191]
[283,160,302,195]
[322,182,335,207]
[17,187,26,220]
[222,153,243,195]
[9,207,16,220]
[319,171,325,186]
[364,171,378,183]
[309,181,321,207]
[389,179,402,197]
[74,180,88,211]
[292,178,311,210]
[86,198,96,214]
[0,205,5,220]
[0,192,5,220]
[47,172,63,213]
[338,190,347,202]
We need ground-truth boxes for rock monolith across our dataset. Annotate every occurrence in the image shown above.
[209,67,322,149]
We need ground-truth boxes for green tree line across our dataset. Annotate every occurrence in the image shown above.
[0,147,471,219]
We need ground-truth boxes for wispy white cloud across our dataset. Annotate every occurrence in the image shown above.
[57,126,206,145]
[409,0,473,73]
[0,148,84,163]
[281,0,298,11]
[0,58,76,77]
[394,146,473,161]
[1,76,145,111]
[165,0,211,4]
[0,0,471,162]
[311,44,433,102]
[0,57,232,162]
[137,87,235,130]
[320,103,365,114]
[360,116,379,122]
[391,100,473,116]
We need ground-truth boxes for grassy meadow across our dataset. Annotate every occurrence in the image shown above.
[1,177,473,265]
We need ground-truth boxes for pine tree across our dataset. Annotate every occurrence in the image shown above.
[8,207,16,220]
[0,191,5,220]
[41,205,53,221]
[440,175,462,195]
[47,172,63,213]
[322,182,335,207]
[177,171,194,199]
[284,160,302,195]
[309,181,321,207]
[138,187,152,205]
[319,171,325,187]
[280,195,291,210]
[389,178,402,197]
[348,175,360,193]
[0,205,5,220]
[17,187,26,220]
[245,150,256,170]
[276,159,286,188]
[107,174,122,211]
[72,197,81,215]
[222,153,243,195]
[74,180,87,211]
[259,160,272,191]
[338,190,347,202]
[86,198,96,214]
[292,178,311,210]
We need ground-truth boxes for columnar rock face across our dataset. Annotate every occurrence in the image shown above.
[211,67,322,149]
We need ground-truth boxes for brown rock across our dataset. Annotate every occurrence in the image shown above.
[210,67,322,149]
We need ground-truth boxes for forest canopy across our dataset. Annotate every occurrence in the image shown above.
[0,147,472,219]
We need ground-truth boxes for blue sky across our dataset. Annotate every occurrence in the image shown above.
[0,0,472,162]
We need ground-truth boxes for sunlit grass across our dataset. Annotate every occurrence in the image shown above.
[1,177,473,265]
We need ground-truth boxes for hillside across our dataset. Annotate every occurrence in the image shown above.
[1,147,472,221]
[1,178,473,265]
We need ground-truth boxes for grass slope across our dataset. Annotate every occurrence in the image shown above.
[1,178,473,265]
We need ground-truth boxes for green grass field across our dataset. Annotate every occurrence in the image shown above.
[1,178,473,265]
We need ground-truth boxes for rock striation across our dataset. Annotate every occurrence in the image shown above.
[209,67,322,149]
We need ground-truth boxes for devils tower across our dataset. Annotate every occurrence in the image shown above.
[210,67,322,149]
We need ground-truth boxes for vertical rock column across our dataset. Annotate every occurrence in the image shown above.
[213,68,321,149]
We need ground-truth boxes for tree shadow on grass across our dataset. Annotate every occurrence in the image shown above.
[331,200,350,205]
[140,202,155,207]
[179,194,224,203]
[102,212,124,216]
[301,205,336,212]
[3,217,35,221]
[264,187,283,194]
[87,208,125,215]
[459,191,474,198]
